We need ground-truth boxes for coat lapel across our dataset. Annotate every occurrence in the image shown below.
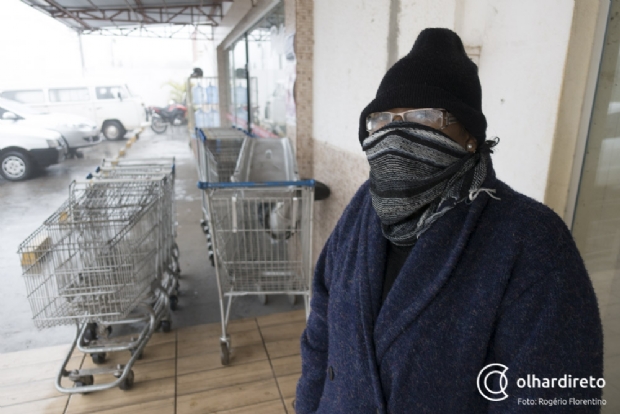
[372,160,498,363]
[354,191,389,409]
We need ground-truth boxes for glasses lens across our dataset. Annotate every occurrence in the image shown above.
[403,109,443,127]
[367,112,392,131]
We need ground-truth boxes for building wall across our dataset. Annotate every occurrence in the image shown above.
[311,0,392,260]
[311,0,591,258]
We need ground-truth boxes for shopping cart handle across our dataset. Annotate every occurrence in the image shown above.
[197,179,316,189]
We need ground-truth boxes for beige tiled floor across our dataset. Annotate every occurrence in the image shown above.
[0,310,306,414]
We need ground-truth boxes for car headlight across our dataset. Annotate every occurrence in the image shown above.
[47,139,60,148]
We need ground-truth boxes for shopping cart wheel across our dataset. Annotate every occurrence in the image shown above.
[209,254,215,267]
[91,352,106,364]
[258,294,268,305]
[161,320,172,333]
[169,295,179,311]
[288,295,297,306]
[74,375,94,391]
[84,323,112,343]
[220,341,230,365]
[83,323,98,343]
[119,370,135,391]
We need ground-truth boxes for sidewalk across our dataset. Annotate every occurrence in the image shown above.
[0,309,304,413]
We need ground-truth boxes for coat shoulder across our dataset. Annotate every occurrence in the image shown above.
[492,179,573,244]
[489,179,589,296]
[331,180,373,238]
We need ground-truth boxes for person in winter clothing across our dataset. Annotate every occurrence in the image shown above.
[295,28,604,413]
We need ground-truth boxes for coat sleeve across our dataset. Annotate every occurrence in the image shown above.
[294,229,335,413]
[486,227,604,413]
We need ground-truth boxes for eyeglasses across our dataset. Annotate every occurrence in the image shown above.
[366,108,458,133]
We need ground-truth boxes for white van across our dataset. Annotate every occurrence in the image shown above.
[0,83,150,140]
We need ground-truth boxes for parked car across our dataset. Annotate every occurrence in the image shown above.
[0,97,99,158]
[0,123,66,181]
[0,83,150,140]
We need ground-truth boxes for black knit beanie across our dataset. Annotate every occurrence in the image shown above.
[359,28,486,145]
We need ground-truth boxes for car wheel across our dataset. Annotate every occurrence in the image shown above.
[0,151,33,181]
[102,120,126,141]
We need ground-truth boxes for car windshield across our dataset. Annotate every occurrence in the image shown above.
[0,97,47,116]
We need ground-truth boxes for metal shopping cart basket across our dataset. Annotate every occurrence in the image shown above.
[18,181,164,393]
[197,131,314,365]
[195,128,246,265]
[93,160,178,263]
[75,166,180,363]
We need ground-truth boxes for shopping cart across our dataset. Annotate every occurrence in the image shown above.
[18,181,164,393]
[195,128,246,265]
[94,161,178,258]
[89,163,180,308]
[197,131,315,365]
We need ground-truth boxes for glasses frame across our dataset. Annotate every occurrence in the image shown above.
[366,108,458,133]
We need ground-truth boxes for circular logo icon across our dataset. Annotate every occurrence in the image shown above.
[477,363,509,401]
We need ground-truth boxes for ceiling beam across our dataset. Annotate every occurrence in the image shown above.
[23,1,229,34]
[41,0,93,30]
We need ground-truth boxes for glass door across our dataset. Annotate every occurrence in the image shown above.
[572,2,620,410]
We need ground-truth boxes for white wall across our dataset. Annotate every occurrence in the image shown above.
[313,0,392,155]
[475,0,574,201]
[313,0,576,201]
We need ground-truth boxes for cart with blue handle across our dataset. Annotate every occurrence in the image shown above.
[196,129,314,365]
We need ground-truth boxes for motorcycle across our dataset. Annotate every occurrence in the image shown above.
[148,101,187,134]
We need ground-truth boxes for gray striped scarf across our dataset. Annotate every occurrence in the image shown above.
[362,123,492,246]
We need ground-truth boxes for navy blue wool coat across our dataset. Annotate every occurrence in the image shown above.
[295,159,603,413]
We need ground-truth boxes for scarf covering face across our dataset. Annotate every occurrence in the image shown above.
[362,122,490,246]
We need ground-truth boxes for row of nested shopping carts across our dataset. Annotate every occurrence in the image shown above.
[196,127,315,365]
[17,157,179,394]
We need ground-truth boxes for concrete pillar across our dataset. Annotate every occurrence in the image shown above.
[291,0,314,179]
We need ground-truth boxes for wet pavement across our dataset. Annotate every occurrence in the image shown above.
[0,127,303,353]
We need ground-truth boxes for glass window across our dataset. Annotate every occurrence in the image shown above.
[95,86,128,100]
[0,90,45,104]
[246,1,289,138]
[225,1,290,137]
[49,88,90,103]
[571,2,620,407]
[229,38,249,129]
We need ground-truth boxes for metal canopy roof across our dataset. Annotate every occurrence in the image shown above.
[20,0,232,39]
